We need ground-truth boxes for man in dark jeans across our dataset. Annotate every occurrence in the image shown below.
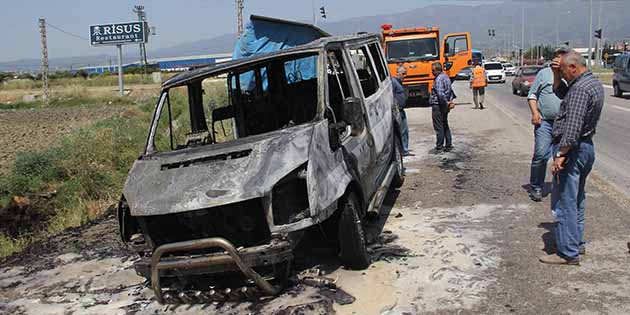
[539,51,604,265]
[392,65,410,155]
[429,62,455,153]
[527,47,570,202]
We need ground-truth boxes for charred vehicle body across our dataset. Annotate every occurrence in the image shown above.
[117,31,405,303]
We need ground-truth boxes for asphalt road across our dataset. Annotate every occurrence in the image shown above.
[482,78,630,199]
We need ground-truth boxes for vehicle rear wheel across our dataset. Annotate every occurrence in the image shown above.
[391,134,405,189]
[614,82,623,97]
[338,191,370,270]
[512,86,518,95]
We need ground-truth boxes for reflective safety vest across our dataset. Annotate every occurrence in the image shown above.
[471,66,487,88]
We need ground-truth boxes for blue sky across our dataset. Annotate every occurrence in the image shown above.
[0,0,500,62]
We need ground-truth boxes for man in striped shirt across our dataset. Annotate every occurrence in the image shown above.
[429,62,455,153]
[539,51,604,266]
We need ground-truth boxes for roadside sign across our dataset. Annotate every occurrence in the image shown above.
[90,22,146,46]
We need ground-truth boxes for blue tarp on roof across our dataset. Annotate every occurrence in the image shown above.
[232,15,329,88]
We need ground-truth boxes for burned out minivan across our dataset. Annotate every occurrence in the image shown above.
[117,33,404,303]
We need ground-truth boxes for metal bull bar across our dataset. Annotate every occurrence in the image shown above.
[150,237,283,304]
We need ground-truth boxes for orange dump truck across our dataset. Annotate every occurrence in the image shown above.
[381,24,472,105]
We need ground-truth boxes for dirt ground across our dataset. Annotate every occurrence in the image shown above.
[0,107,114,176]
[1,82,629,314]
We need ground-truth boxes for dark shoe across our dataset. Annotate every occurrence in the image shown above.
[529,188,543,202]
[479,103,485,110]
[443,145,453,152]
[429,147,443,154]
[579,245,586,255]
[403,151,414,157]
[539,254,580,265]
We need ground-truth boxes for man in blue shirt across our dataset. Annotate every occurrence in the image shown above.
[392,65,410,155]
[527,47,570,202]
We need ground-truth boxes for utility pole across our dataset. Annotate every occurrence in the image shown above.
[311,0,317,26]
[520,4,525,66]
[597,0,603,68]
[236,0,244,37]
[587,0,593,67]
[38,17,49,106]
[133,5,148,76]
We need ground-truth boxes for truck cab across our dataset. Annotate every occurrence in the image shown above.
[381,24,472,106]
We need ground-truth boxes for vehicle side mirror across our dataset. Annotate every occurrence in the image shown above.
[342,97,365,136]
[444,61,453,71]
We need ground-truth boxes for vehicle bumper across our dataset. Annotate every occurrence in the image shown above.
[487,75,506,82]
[135,237,292,304]
[405,82,430,105]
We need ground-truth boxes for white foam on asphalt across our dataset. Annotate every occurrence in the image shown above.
[333,203,530,315]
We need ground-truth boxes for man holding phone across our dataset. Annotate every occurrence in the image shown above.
[539,50,604,265]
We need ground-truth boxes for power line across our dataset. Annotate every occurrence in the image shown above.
[45,21,88,41]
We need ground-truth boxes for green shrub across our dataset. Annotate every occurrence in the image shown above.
[0,97,157,259]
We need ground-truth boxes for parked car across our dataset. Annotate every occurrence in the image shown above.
[455,66,474,80]
[511,66,544,96]
[483,62,506,83]
[613,53,630,97]
[117,33,405,303]
[503,63,516,76]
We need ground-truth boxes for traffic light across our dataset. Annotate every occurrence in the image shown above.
[488,29,492,36]
[594,29,602,39]
[491,29,495,37]
[320,6,326,19]
[563,41,570,47]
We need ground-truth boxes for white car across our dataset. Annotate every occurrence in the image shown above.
[502,63,516,76]
[484,62,506,83]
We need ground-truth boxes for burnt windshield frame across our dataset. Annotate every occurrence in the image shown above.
[386,38,439,62]
[145,50,323,154]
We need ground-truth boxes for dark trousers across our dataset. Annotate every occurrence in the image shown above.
[432,104,452,149]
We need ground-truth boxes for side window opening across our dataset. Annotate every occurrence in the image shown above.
[326,50,352,123]
[349,46,379,98]
[367,43,388,81]
[445,35,468,56]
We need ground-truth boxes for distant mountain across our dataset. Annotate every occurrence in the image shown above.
[2,0,629,72]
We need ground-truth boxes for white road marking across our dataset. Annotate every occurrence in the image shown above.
[612,105,630,112]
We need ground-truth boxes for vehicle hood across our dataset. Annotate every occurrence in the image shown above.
[521,75,536,82]
[123,124,315,216]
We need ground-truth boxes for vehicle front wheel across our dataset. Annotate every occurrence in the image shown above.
[338,191,370,270]
[614,82,623,97]
[391,134,405,189]
[519,87,527,96]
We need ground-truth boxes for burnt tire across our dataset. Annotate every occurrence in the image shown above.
[392,134,405,189]
[338,191,370,270]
